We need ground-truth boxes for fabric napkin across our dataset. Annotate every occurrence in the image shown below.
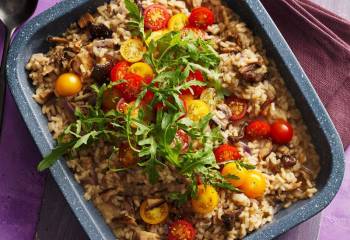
[0,0,349,240]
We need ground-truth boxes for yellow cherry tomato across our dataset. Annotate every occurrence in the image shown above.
[140,199,169,224]
[55,73,82,97]
[240,170,266,199]
[168,13,189,31]
[120,38,146,63]
[221,162,248,188]
[128,62,154,79]
[191,185,219,214]
[146,29,170,44]
[186,100,210,122]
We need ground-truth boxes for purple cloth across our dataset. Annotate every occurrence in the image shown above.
[0,0,348,240]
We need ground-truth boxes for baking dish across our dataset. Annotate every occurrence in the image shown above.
[6,0,345,239]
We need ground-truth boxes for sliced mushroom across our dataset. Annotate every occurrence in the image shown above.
[47,36,69,44]
[78,12,95,29]
[281,155,297,168]
[133,230,160,240]
[239,63,266,82]
[89,24,113,40]
[91,62,112,82]
[145,199,166,211]
[212,103,232,129]
[221,209,242,231]
[258,140,273,160]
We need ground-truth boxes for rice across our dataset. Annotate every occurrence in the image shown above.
[26,0,320,239]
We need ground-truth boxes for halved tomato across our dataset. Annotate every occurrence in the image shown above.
[113,73,144,102]
[168,13,189,31]
[120,39,146,63]
[214,144,241,163]
[181,70,205,98]
[168,220,196,240]
[110,61,130,82]
[227,97,248,121]
[144,4,171,31]
[188,7,215,30]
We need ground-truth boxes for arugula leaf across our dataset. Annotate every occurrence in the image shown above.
[124,0,146,41]
[38,141,76,171]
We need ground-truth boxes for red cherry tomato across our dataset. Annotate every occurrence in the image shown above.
[227,98,248,121]
[113,73,144,102]
[168,220,196,240]
[144,4,171,31]
[214,144,241,163]
[181,70,205,98]
[270,119,294,144]
[110,61,130,82]
[245,120,271,139]
[173,129,190,153]
[188,7,215,30]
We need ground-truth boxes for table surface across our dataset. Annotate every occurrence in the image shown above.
[36,1,350,240]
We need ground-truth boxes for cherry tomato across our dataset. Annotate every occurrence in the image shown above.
[221,162,248,188]
[214,144,241,163]
[55,73,82,97]
[168,13,189,31]
[140,199,169,224]
[191,185,219,214]
[118,142,139,167]
[168,220,196,240]
[113,73,144,102]
[144,4,171,31]
[128,62,154,79]
[245,120,271,139]
[120,38,146,63]
[186,99,210,122]
[110,61,130,82]
[227,98,248,121]
[270,119,294,144]
[188,7,215,30]
[102,88,120,111]
[181,70,205,98]
[240,170,266,199]
[172,129,190,153]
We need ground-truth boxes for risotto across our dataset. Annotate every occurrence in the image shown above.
[26,0,320,239]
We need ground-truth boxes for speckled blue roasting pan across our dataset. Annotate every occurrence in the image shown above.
[6,0,345,239]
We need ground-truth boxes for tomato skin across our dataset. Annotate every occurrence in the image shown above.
[140,199,169,225]
[191,185,219,214]
[221,162,248,187]
[181,70,205,98]
[113,73,144,102]
[227,98,248,121]
[55,73,82,97]
[110,61,130,82]
[245,120,271,139]
[270,119,294,144]
[214,144,241,163]
[240,170,266,199]
[168,220,196,240]
[188,7,215,30]
[144,4,171,31]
